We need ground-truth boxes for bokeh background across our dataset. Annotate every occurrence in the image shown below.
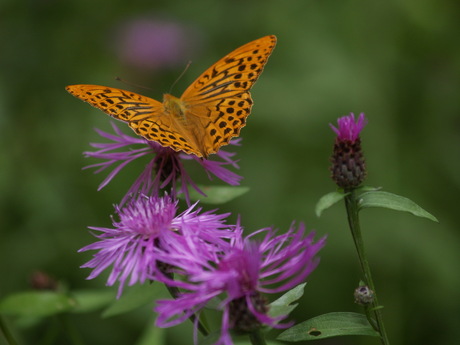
[1,0,459,344]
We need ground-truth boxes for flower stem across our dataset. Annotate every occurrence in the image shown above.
[0,316,18,345]
[344,190,390,345]
[249,329,267,345]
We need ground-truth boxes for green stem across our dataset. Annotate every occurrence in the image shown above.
[0,316,19,345]
[344,190,390,345]
[165,284,209,336]
[249,329,267,345]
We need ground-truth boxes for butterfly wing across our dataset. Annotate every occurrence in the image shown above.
[180,35,277,157]
[66,85,200,155]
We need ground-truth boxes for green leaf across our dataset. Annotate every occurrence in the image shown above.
[136,317,165,345]
[356,186,381,193]
[199,332,284,345]
[358,191,438,222]
[185,185,250,204]
[277,312,379,341]
[198,331,221,345]
[315,192,347,217]
[102,283,159,318]
[70,289,115,313]
[0,291,76,317]
[269,283,306,319]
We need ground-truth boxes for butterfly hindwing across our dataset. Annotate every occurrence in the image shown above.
[189,92,253,156]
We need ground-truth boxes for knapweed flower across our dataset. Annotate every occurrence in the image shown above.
[84,122,243,205]
[154,223,326,345]
[329,113,367,189]
[115,18,195,71]
[79,195,237,297]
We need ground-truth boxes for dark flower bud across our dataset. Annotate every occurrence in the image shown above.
[30,271,58,291]
[354,285,375,305]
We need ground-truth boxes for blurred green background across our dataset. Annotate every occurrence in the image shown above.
[1,0,459,344]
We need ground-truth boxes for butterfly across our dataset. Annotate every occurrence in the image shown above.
[66,35,277,158]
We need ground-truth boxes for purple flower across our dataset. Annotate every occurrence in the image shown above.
[154,224,326,345]
[79,195,237,297]
[329,112,367,142]
[84,122,243,205]
[329,113,367,189]
[115,18,195,71]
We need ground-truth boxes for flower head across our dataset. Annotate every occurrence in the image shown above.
[115,18,194,71]
[329,113,367,189]
[154,223,326,345]
[79,195,236,297]
[84,122,243,205]
[329,112,367,142]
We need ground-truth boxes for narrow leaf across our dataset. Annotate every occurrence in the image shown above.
[71,289,115,313]
[0,291,76,317]
[136,317,165,345]
[102,283,158,317]
[315,192,347,217]
[359,191,438,222]
[198,331,221,345]
[186,185,250,204]
[277,312,379,341]
[269,283,306,319]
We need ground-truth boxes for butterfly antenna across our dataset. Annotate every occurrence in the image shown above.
[115,77,154,92]
[169,61,192,94]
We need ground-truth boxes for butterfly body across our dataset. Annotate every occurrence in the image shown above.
[66,35,277,158]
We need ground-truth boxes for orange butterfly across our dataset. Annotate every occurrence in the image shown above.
[66,35,276,158]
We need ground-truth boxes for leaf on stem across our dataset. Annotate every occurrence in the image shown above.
[183,185,250,204]
[0,291,76,317]
[358,191,438,222]
[269,283,306,319]
[102,283,159,318]
[315,192,347,217]
[70,289,115,313]
[277,312,379,341]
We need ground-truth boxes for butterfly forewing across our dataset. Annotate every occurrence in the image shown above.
[181,35,277,104]
[66,85,200,155]
[180,35,276,156]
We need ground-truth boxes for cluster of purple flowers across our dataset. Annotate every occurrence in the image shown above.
[80,121,333,344]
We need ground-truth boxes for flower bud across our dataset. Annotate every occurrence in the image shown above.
[354,285,375,305]
[330,113,367,190]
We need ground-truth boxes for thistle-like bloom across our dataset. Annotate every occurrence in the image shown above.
[115,18,192,71]
[329,113,367,189]
[79,195,237,297]
[84,122,243,205]
[154,224,326,345]
[330,112,367,142]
